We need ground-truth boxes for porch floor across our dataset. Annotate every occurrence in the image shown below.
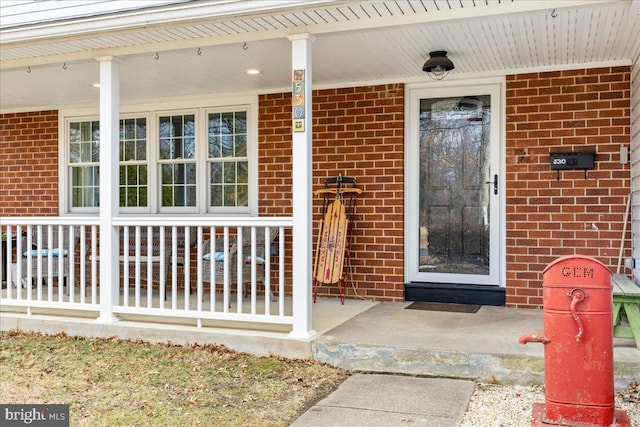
[1,288,638,387]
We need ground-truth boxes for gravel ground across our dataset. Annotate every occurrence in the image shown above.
[461,382,640,427]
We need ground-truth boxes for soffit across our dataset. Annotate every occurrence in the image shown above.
[0,0,638,112]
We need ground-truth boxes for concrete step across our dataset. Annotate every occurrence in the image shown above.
[312,302,640,389]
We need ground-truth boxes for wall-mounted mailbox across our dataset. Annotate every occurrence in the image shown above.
[549,151,596,180]
[549,152,595,170]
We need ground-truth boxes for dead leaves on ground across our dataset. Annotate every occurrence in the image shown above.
[617,381,640,403]
[0,330,349,426]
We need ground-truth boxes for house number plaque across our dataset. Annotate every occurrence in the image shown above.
[292,69,305,132]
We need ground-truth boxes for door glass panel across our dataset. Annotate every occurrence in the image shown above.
[419,95,491,275]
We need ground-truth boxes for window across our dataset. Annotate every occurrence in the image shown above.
[69,120,100,208]
[69,118,149,209]
[159,114,196,207]
[63,101,256,214]
[120,118,148,208]
[208,111,248,207]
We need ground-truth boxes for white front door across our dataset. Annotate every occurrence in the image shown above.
[405,83,502,286]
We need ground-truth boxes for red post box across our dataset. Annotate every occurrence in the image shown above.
[519,255,631,426]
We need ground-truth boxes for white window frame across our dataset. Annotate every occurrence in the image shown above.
[156,109,198,214]
[204,106,255,215]
[59,95,258,216]
[119,113,151,214]
[64,114,101,214]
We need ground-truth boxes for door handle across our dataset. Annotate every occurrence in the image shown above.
[485,174,498,195]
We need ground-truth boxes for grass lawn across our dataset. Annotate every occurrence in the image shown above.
[0,331,349,426]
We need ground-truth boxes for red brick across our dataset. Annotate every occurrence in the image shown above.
[259,84,404,301]
[505,66,630,308]
[0,110,58,217]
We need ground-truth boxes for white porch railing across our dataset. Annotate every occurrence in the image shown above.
[1,217,295,331]
[1,218,100,313]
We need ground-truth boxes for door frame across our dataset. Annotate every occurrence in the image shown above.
[404,78,506,288]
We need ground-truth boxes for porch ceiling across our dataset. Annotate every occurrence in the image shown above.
[1,0,639,112]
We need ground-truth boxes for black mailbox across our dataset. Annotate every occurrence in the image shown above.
[549,151,595,170]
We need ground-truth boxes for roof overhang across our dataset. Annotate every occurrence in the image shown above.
[1,0,638,112]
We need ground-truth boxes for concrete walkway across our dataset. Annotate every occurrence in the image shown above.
[291,374,475,427]
[291,301,640,427]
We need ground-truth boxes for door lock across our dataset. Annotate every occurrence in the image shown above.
[485,174,498,195]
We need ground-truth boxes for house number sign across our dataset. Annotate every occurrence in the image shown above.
[292,69,305,132]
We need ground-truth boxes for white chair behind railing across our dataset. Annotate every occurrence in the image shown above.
[202,227,278,302]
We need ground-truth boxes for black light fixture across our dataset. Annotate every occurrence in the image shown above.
[422,50,455,80]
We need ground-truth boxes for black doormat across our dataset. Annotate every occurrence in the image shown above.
[405,302,480,313]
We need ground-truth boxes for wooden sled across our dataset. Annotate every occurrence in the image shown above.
[313,176,361,304]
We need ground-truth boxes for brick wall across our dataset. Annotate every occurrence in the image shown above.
[259,84,405,300]
[505,67,631,308]
[0,111,59,216]
[3,69,631,307]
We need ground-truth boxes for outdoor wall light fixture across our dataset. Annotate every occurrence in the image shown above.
[422,50,455,80]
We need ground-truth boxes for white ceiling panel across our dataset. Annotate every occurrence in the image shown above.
[1,0,638,112]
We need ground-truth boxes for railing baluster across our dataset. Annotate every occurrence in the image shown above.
[40,225,47,300]
[251,226,257,315]
[56,225,63,302]
[223,227,229,313]
[171,226,178,310]
[23,225,33,299]
[26,226,33,301]
[159,226,166,310]
[37,225,43,301]
[34,225,43,302]
[17,226,24,300]
[196,226,203,313]
[29,226,35,300]
[265,226,271,316]
[68,226,75,301]
[80,226,86,304]
[236,227,243,313]
[147,226,153,309]
[40,226,46,301]
[6,227,13,300]
[122,226,129,307]
[209,226,215,312]
[38,226,45,300]
[184,226,190,310]
[27,225,34,301]
[91,225,97,304]
[134,226,141,308]
[279,226,285,317]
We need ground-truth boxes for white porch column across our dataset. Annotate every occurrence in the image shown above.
[96,56,120,323]
[288,34,317,339]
